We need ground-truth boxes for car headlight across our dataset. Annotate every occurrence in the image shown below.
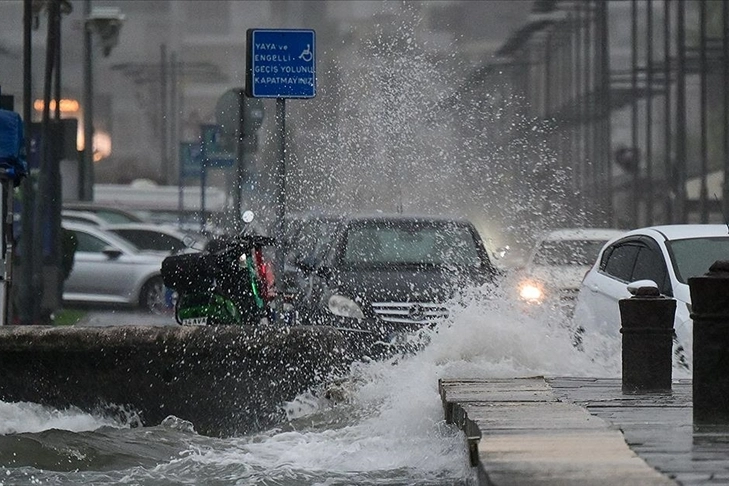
[519,281,544,302]
[327,294,365,319]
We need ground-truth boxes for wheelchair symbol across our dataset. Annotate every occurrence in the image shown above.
[299,44,312,62]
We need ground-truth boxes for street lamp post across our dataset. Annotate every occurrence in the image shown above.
[82,2,124,201]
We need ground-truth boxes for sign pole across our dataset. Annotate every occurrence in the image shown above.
[246,28,315,323]
[199,128,207,233]
[0,87,14,326]
[274,97,286,317]
[177,142,184,229]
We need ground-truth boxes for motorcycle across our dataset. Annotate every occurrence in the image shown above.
[160,212,275,326]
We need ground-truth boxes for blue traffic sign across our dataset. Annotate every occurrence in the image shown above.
[200,124,235,168]
[246,29,316,99]
[179,141,203,179]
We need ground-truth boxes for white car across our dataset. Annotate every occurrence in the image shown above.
[572,224,729,367]
[515,228,626,312]
[62,210,108,227]
[63,222,168,312]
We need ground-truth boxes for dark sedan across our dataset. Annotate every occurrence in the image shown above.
[291,214,500,356]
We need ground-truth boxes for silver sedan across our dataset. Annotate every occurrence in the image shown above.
[63,222,168,312]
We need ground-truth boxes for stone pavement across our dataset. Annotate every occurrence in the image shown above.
[440,377,729,485]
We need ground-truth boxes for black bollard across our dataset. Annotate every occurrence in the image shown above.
[689,260,729,425]
[619,282,675,393]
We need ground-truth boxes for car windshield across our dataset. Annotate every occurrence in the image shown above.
[288,218,341,263]
[667,236,729,284]
[342,221,481,267]
[532,239,608,266]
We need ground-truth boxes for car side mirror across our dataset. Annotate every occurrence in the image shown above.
[627,279,659,296]
[102,246,123,260]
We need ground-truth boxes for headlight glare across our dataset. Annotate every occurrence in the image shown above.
[327,294,365,319]
[519,282,544,302]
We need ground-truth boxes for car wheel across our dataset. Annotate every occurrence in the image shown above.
[140,276,166,314]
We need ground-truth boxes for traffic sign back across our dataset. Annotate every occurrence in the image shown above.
[246,29,316,99]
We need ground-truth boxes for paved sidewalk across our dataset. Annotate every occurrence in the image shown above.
[440,377,721,485]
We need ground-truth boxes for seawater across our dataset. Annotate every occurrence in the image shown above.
[0,290,639,485]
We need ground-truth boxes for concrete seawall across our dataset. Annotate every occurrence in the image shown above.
[0,325,349,436]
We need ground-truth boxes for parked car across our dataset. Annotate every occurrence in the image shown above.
[62,209,108,227]
[62,221,168,312]
[62,202,146,224]
[290,213,501,355]
[103,223,207,255]
[514,228,626,313]
[572,224,729,368]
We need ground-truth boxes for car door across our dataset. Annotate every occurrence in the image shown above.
[64,228,140,303]
[578,239,641,337]
[630,237,671,296]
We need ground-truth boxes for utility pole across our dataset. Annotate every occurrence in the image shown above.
[160,43,168,184]
[17,0,34,325]
[675,0,687,223]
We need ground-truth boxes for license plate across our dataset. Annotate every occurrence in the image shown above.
[181,316,208,326]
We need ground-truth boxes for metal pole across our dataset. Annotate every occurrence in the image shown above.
[32,0,59,324]
[600,0,613,226]
[177,60,185,229]
[574,2,584,215]
[54,5,61,122]
[234,90,243,228]
[631,0,640,227]
[590,1,602,218]
[17,0,33,325]
[160,43,168,185]
[200,131,206,232]
[676,0,687,223]
[584,3,593,211]
[274,97,286,319]
[82,0,94,201]
[0,87,12,327]
[593,0,605,224]
[699,0,708,223]
[50,0,62,306]
[664,0,673,223]
[560,21,573,206]
[170,51,178,186]
[544,31,552,118]
[724,0,729,219]
[565,11,576,204]
[646,0,654,224]
[178,143,183,229]
[1,161,12,326]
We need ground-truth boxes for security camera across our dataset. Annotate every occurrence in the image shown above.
[86,7,125,57]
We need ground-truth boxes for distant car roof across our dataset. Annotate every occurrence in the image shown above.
[625,224,729,241]
[62,203,146,223]
[62,210,107,226]
[342,213,474,225]
[103,222,187,234]
[540,228,627,242]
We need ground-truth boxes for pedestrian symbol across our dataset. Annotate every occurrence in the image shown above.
[299,44,312,62]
